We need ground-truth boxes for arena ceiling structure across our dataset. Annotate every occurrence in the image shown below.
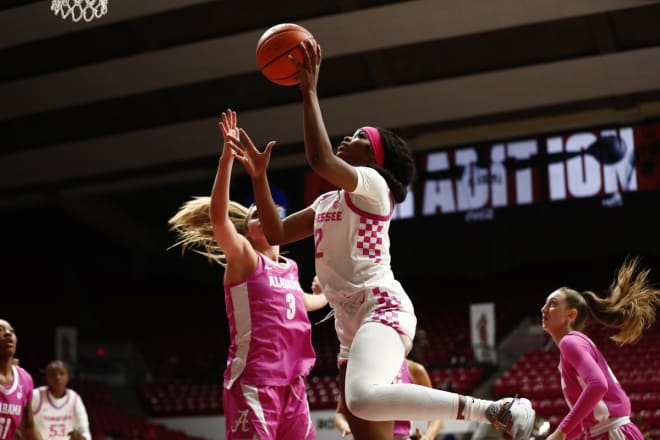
[2,0,660,258]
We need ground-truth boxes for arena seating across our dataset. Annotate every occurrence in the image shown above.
[137,365,485,415]
[136,298,501,416]
[306,375,340,410]
[428,366,484,394]
[71,380,206,440]
[137,382,224,416]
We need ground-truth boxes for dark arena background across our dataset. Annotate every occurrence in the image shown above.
[2,1,660,439]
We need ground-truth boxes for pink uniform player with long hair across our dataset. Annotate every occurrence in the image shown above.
[168,110,327,440]
[541,257,660,440]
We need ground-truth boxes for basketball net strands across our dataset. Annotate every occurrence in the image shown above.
[51,0,108,23]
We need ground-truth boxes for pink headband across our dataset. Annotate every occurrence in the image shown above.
[361,126,384,167]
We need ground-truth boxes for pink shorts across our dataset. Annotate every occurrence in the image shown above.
[223,376,315,440]
[587,422,644,440]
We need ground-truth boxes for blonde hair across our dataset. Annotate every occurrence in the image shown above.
[167,196,249,267]
[561,257,660,345]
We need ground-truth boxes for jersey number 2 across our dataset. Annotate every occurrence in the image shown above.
[314,228,324,258]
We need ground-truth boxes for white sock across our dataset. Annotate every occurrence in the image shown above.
[462,396,493,424]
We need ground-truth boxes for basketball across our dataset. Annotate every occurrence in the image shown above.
[256,23,314,86]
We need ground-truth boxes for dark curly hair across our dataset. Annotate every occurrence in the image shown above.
[374,127,416,203]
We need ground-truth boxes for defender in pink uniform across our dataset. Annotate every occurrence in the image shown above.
[222,252,317,439]
[541,258,660,440]
[168,110,327,439]
[0,319,42,440]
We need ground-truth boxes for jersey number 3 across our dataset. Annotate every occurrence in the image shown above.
[285,293,296,320]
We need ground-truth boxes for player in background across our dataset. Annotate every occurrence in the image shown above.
[541,257,660,440]
[32,360,91,440]
[0,318,42,440]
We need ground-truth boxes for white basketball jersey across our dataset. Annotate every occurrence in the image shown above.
[32,387,91,440]
[311,167,396,294]
[311,167,416,359]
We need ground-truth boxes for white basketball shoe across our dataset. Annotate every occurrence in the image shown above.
[485,396,536,440]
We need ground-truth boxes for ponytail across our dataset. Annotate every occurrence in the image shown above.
[564,257,660,345]
[167,196,249,267]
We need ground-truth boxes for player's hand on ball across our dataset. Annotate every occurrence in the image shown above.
[290,39,321,93]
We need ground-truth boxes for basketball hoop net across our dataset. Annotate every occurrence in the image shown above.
[51,0,108,23]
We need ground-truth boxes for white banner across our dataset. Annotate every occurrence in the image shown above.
[470,302,496,363]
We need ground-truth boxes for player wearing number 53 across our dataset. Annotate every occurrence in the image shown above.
[168,109,326,440]
[32,361,91,440]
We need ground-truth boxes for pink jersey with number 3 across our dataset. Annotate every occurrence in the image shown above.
[0,365,34,440]
[223,252,316,388]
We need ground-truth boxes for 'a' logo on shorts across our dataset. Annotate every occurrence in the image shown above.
[231,410,250,433]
